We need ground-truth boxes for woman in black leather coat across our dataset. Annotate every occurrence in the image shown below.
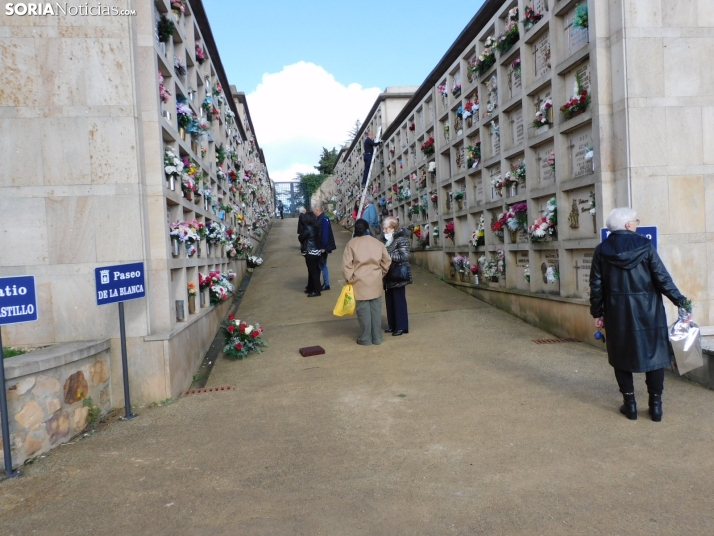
[299,211,322,297]
[382,216,411,336]
[589,207,688,422]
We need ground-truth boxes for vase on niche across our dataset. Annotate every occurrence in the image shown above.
[474,274,479,285]
[176,300,185,322]
[200,290,206,308]
[535,124,550,136]
[179,127,186,140]
[466,117,473,129]
[188,295,196,314]
[185,190,192,201]
[204,197,209,211]
[456,199,463,210]
[191,139,198,154]
[197,241,202,257]
[459,272,466,282]
[508,184,517,197]
[206,242,212,256]
[509,230,518,243]
[171,237,180,256]
[168,176,175,191]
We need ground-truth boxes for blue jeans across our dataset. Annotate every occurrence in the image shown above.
[319,253,329,287]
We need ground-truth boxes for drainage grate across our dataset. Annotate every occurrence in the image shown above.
[532,338,580,344]
[183,385,235,396]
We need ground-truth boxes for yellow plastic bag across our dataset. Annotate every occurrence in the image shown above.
[333,284,356,317]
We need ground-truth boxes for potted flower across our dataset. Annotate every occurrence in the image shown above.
[173,56,186,78]
[490,210,507,242]
[494,9,520,55]
[432,225,440,245]
[176,97,193,139]
[522,5,543,30]
[158,71,171,107]
[466,142,481,169]
[468,37,496,79]
[532,97,553,134]
[528,197,558,243]
[452,83,461,98]
[157,15,175,44]
[463,99,477,128]
[452,255,470,281]
[430,193,438,209]
[187,282,197,314]
[444,221,455,244]
[247,255,263,271]
[491,173,504,198]
[471,264,479,285]
[421,137,435,157]
[164,148,183,191]
[560,73,591,120]
[195,41,206,64]
[437,83,448,107]
[505,201,528,242]
[453,190,465,210]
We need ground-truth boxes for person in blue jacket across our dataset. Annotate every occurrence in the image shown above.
[312,203,336,291]
[361,196,380,239]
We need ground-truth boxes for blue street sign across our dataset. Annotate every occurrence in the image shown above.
[0,275,38,326]
[94,262,146,306]
[600,226,658,250]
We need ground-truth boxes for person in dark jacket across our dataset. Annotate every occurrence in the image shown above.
[312,203,336,291]
[589,207,688,422]
[297,207,306,235]
[382,216,412,336]
[298,211,322,297]
[362,130,382,186]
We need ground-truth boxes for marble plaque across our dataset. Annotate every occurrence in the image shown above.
[420,110,425,131]
[567,186,597,237]
[475,177,483,206]
[511,108,524,146]
[509,65,522,99]
[541,249,560,294]
[535,143,555,184]
[572,249,594,299]
[516,251,530,291]
[489,121,500,157]
[565,63,591,96]
[533,33,551,79]
[489,166,502,200]
[534,0,548,14]
[566,4,589,56]
[568,125,593,179]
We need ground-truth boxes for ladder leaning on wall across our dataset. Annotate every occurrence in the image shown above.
[355,126,382,222]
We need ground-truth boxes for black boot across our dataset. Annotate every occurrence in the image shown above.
[648,394,663,422]
[619,393,637,420]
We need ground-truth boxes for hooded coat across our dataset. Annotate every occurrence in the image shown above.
[589,230,686,373]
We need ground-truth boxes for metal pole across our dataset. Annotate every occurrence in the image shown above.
[0,328,20,478]
[118,302,137,420]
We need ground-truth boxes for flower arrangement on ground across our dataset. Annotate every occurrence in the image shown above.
[444,221,455,243]
[247,256,263,268]
[522,5,543,29]
[421,137,435,157]
[157,15,175,43]
[221,314,267,360]
[173,56,186,77]
[528,197,557,242]
[494,9,519,55]
[469,37,496,78]
[158,71,171,104]
[532,97,553,129]
[560,73,591,119]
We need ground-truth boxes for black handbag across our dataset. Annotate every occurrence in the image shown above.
[386,262,412,284]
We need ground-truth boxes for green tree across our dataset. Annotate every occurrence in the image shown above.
[346,119,361,144]
[297,172,329,202]
[314,147,338,175]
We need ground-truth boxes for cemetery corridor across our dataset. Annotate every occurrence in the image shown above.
[1,219,713,535]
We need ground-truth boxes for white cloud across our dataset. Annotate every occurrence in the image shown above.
[246,62,380,182]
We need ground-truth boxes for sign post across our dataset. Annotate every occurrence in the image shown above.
[95,262,146,421]
[600,226,658,250]
[0,275,38,478]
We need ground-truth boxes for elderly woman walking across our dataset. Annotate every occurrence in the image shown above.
[590,207,689,422]
[342,219,392,345]
[382,216,412,336]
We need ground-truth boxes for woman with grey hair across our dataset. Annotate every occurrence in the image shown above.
[382,216,412,336]
[589,207,688,422]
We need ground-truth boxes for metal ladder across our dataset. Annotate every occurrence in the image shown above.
[356,125,382,221]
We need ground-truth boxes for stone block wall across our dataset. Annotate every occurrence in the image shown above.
[1,340,111,468]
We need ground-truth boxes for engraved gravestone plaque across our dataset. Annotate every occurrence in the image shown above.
[568,126,593,179]
[516,251,530,291]
[512,107,524,146]
[536,143,555,184]
[489,121,500,157]
[475,176,483,206]
[534,33,551,79]
[509,64,522,99]
[565,4,589,56]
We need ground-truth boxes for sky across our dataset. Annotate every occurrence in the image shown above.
[204,0,486,181]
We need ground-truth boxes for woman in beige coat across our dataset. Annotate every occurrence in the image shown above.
[342,219,392,345]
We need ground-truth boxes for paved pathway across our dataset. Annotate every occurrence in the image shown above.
[2,220,713,535]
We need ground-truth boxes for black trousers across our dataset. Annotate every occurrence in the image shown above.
[304,255,322,294]
[385,286,409,331]
[614,368,665,395]
[362,154,372,185]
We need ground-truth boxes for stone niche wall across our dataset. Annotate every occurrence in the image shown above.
[1,340,112,468]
